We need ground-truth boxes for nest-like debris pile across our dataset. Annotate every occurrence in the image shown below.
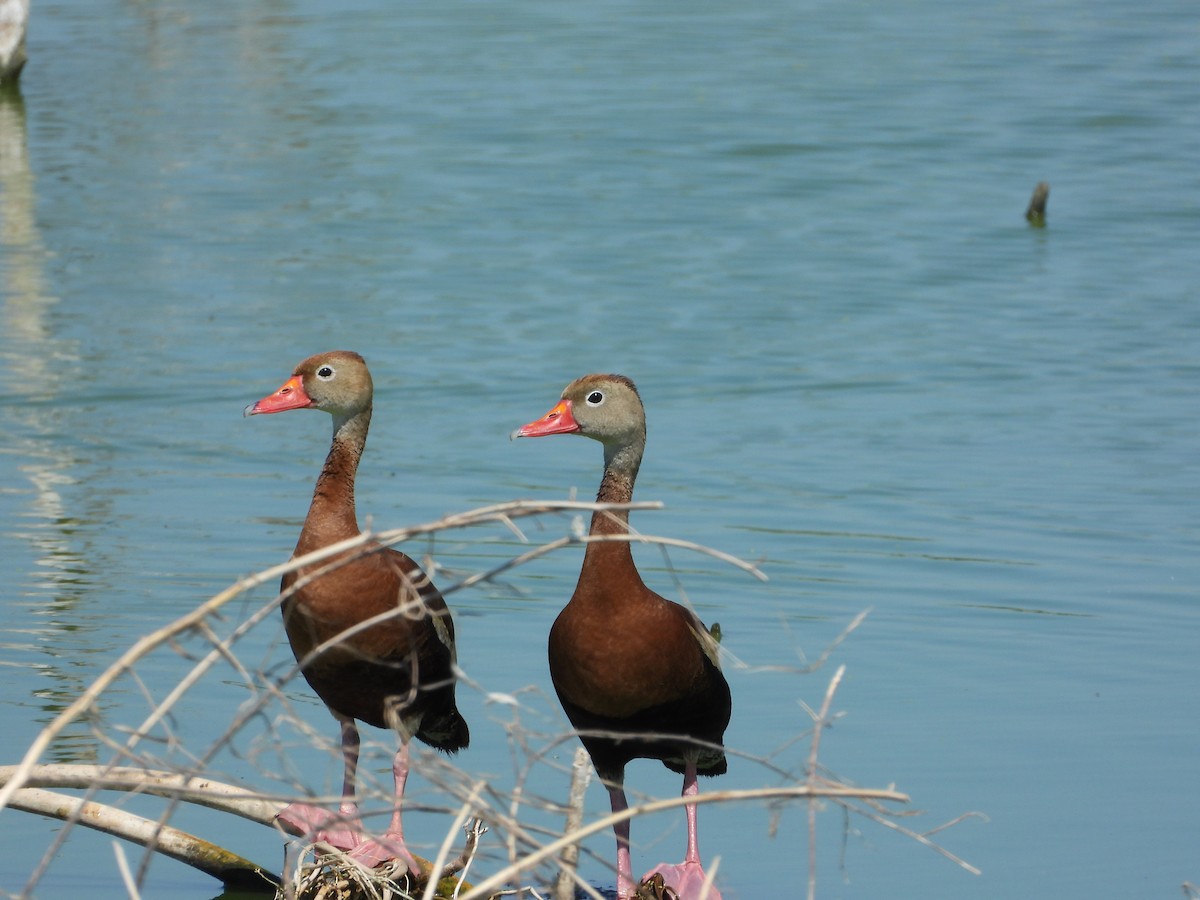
[284,818,485,900]
[285,850,469,900]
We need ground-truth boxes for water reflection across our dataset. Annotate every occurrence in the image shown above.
[0,86,100,759]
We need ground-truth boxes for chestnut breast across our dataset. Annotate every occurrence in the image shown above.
[281,544,453,728]
[549,587,714,720]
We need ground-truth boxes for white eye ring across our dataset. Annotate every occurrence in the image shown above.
[316,365,336,380]
[585,390,605,407]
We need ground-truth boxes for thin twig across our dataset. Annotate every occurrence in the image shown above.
[841,799,983,875]
[805,665,845,900]
[553,747,592,900]
[450,819,488,900]
[113,842,143,900]
[421,780,486,900]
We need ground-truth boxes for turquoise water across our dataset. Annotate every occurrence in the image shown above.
[2,1,1198,897]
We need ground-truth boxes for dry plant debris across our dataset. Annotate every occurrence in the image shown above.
[0,500,979,899]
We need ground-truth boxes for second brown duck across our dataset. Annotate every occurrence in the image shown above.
[514,374,729,900]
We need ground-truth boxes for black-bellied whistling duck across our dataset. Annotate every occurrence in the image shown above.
[513,374,728,900]
[245,350,468,872]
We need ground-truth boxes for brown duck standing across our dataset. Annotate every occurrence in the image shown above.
[245,350,468,871]
[514,374,728,900]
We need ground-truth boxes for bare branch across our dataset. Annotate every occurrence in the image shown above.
[6,786,279,888]
[0,498,980,898]
[0,764,283,823]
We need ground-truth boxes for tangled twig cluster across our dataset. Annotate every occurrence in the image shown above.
[0,500,978,899]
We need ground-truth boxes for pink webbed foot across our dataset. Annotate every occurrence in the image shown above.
[276,805,420,873]
[640,859,723,900]
[276,801,364,851]
[276,804,420,873]
[277,729,424,875]
[344,831,421,874]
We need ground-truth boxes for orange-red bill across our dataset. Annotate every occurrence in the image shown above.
[243,374,314,417]
[511,399,580,439]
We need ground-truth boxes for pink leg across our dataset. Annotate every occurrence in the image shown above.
[607,782,636,900]
[640,761,722,899]
[344,739,422,872]
[275,721,422,873]
[682,764,701,864]
[277,717,367,850]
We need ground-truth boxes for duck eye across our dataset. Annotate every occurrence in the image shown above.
[316,365,335,380]
[585,390,604,406]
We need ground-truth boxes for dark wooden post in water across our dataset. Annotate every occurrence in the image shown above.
[1026,181,1050,227]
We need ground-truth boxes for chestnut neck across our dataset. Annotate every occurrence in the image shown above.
[296,407,370,555]
[576,435,646,594]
